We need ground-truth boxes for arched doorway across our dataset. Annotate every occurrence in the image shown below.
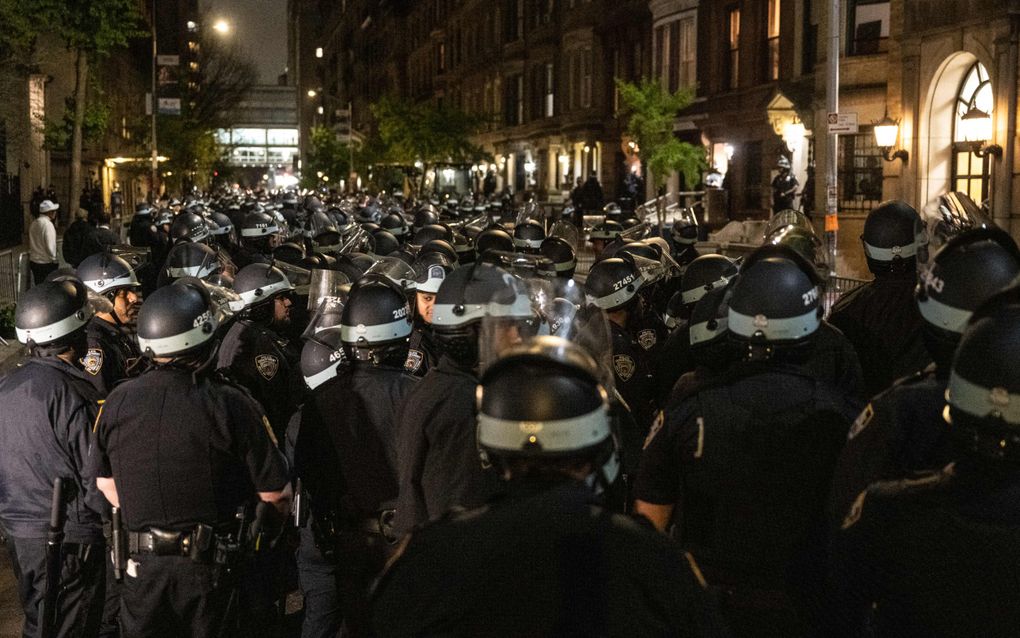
[951,62,993,204]
[917,51,993,208]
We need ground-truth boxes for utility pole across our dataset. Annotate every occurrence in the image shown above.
[825,0,841,274]
[150,0,158,202]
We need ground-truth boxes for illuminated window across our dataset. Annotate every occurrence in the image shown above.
[727,7,740,89]
[952,62,993,204]
[767,0,780,80]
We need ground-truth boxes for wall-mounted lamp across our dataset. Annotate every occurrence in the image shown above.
[873,114,909,163]
[959,106,1003,158]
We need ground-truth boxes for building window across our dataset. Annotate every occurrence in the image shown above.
[506,74,524,126]
[654,24,670,88]
[315,47,323,58]
[437,42,446,73]
[838,128,884,214]
[848,0,889,55]
[545,62,555,117]
[581,47,592,107]
[952,62,993,204]
[767,0,780,80]
[802,0,818,72]
[727,7,740,89]
[678,17,696,89]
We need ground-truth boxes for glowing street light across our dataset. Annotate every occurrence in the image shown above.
[212,19,231,34]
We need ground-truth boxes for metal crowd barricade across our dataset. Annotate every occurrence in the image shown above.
[824,275,869,318]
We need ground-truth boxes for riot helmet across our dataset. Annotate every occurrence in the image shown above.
[862,200,922,274]
[339,278,412,365]
[475,227,515,256]
[234,263,295,313]
[916,228,1020,370]
[584,256,644,312]
[513,219,545,253]
[477,336,619,487]
[679,254,738,312]
[16,279,93,350]
[945,288,1020,465]
[163,242,221,282]
[77,253,141,296]
[169,211,211,244]
[380,212,409,239]
[136,278,219,357]
[300,328,346,390]
[728,256,821,360]
[539,236,577,280]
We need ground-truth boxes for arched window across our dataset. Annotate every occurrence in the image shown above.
[952,62,993,203]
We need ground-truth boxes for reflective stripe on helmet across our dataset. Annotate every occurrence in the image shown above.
[240,223,281,237]
[304,361,342,390]
[681,275,732,306]
[238,278,294,308]
[553,258,576,272]
[137,320,217,356]
[82,272,139,294]
[918,295,973,334]
[513,237,543,249]
[477,405,610,453]
[947,371,1020,425]
[339,317,412,344]
[689,316,728,346]
[863,240,918,261]
[728,305,819,341]
[433,292,533,327]
[16,304,92,345]
[168,264,217,279]
[590,274,644,310]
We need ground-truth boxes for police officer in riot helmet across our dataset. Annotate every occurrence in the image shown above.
[474,226,515,257]
[670,210,701,269]
[129,202,158,248]
[512,219,545,255]
[217,263,300,444]
[745,243,867,404]
[169,210,212,246]
[829,288,1020,636]
[76,253,144,395]
[829,227,1020,523]
[584,256,659,462]
[654,253,738,404]
[539,236,577,280]
[234,210,284,269]
[373,337,706,636]
[404,252,453,377]
[589,220,624,257]
[828,200,932,397]
[634,255,859,636]
[299,277,418,634]
[158,241,222,288]
[290,330,346,638]
[87,278,291,637]
[393,262,532,537]
[0,280,106,638]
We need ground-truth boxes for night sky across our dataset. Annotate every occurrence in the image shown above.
[204,0,289,84]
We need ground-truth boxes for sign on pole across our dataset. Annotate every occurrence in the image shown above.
[827,112,859,135]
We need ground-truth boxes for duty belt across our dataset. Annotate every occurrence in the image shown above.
[127,524,221,561]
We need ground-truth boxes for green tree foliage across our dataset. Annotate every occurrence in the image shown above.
[300,126,354,189]
[370,96,489,194]
[615,78,706,191]
[0,0,38,66]
[36,0,143,212]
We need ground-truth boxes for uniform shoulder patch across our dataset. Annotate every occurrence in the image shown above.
[255,354,279,380]
[847,403,874,440]
[405,349,424,373]
[81,348,104,376]
[613,354,635,382]
[637,329,657,351]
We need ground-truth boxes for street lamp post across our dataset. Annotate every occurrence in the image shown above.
[150,0,158,202]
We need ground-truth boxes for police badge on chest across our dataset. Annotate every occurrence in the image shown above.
[81,348,104,376]
[255,354,279,380]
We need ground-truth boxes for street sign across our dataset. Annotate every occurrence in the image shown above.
[158,97,181,116]
[827,112,859,134]
[156,54,179,66]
